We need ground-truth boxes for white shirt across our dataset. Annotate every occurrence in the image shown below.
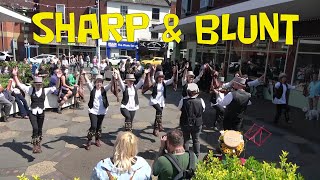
[9,79,21,94]
[149,76,174,107]
[87,82,112,115]
[19,84,56,115]
[216,90,252,107]
[223,78,261,89]
[100,63,107,72]
[119,78,144,111]
[211,92,226,108]
[181,73,202,86]
[273,82,295,104]
[80,58,84,65]
[62,59,69,66]
[178,97,206,111]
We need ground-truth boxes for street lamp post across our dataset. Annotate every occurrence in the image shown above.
[96,0,101,65]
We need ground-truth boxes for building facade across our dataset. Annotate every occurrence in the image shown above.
[150,0,320,109]
[105,0,171,60]
[33,0,106,58]
[0,0,34,60]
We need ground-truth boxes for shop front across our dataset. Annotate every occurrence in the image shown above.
[106,40,139,59]
[138,40,168,60]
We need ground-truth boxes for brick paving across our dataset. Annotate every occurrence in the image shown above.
[0,86,319,179]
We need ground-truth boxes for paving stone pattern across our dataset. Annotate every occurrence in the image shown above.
[0,86,319,179]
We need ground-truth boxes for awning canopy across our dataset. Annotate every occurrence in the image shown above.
[150,0,320,34]
[0,6,31,23]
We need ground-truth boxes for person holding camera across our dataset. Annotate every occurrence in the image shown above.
[178,83,205,158]
[152,129,198,180]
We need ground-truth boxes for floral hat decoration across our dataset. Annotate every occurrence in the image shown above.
[219,130,245,157]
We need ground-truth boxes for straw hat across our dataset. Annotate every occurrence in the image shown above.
[95,75,104,82]
[187,83,199,97]
[33,77,43,84]
[219,130,245,156]
[125,74,136,81]
[279,73,287,80]
[186,71,195,77]
[233,77,246,87]
[155,71,165,79]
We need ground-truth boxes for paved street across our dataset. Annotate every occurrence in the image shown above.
[0,86,320,180]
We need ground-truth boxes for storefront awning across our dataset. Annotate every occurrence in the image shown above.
[0,6,31,23]
[150,0,320,34]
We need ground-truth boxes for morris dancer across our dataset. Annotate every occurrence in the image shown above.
[114,69,146,131]
[12,67,59,153]
[181,63,204,98]
[83,73,114,150]
[214,77,251,131]
[150,70,174,137]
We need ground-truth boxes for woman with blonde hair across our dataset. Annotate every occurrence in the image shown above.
[91,132,151,180]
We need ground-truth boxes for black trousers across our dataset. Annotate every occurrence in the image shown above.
[120,108,136,122]
[274,104,290,123]
[213,105,225,125]
[152,104,163,115]
[89,113,105,133]
[29,111,45,138]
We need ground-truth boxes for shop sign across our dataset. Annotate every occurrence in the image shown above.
[139,41,167,51]
[107,41,138,49]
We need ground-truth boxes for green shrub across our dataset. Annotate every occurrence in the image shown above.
[193,150,304,180]
[0,61,51,87]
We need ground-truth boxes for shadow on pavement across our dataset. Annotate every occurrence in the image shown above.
[0,139,35,162]
[42,136,87,149]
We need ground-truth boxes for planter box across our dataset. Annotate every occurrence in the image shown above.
[0,88,74,118]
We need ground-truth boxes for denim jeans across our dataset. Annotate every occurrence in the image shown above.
[13,93,29,117]
[181,125,202,157]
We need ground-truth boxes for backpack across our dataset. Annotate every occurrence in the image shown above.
[164,151,196,180]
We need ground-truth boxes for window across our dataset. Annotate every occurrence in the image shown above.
[200,0,208,8]
[181,0,192,16]
[120,50,127,56]
[151,32,159,39]
[293,39,320,86]
[120,23,127,37]
[56,4,66,23]
[152,8,160,20]
[88,7,98,29]
[120,6,128,16]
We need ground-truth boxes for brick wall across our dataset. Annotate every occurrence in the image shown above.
[38,0,106,36]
